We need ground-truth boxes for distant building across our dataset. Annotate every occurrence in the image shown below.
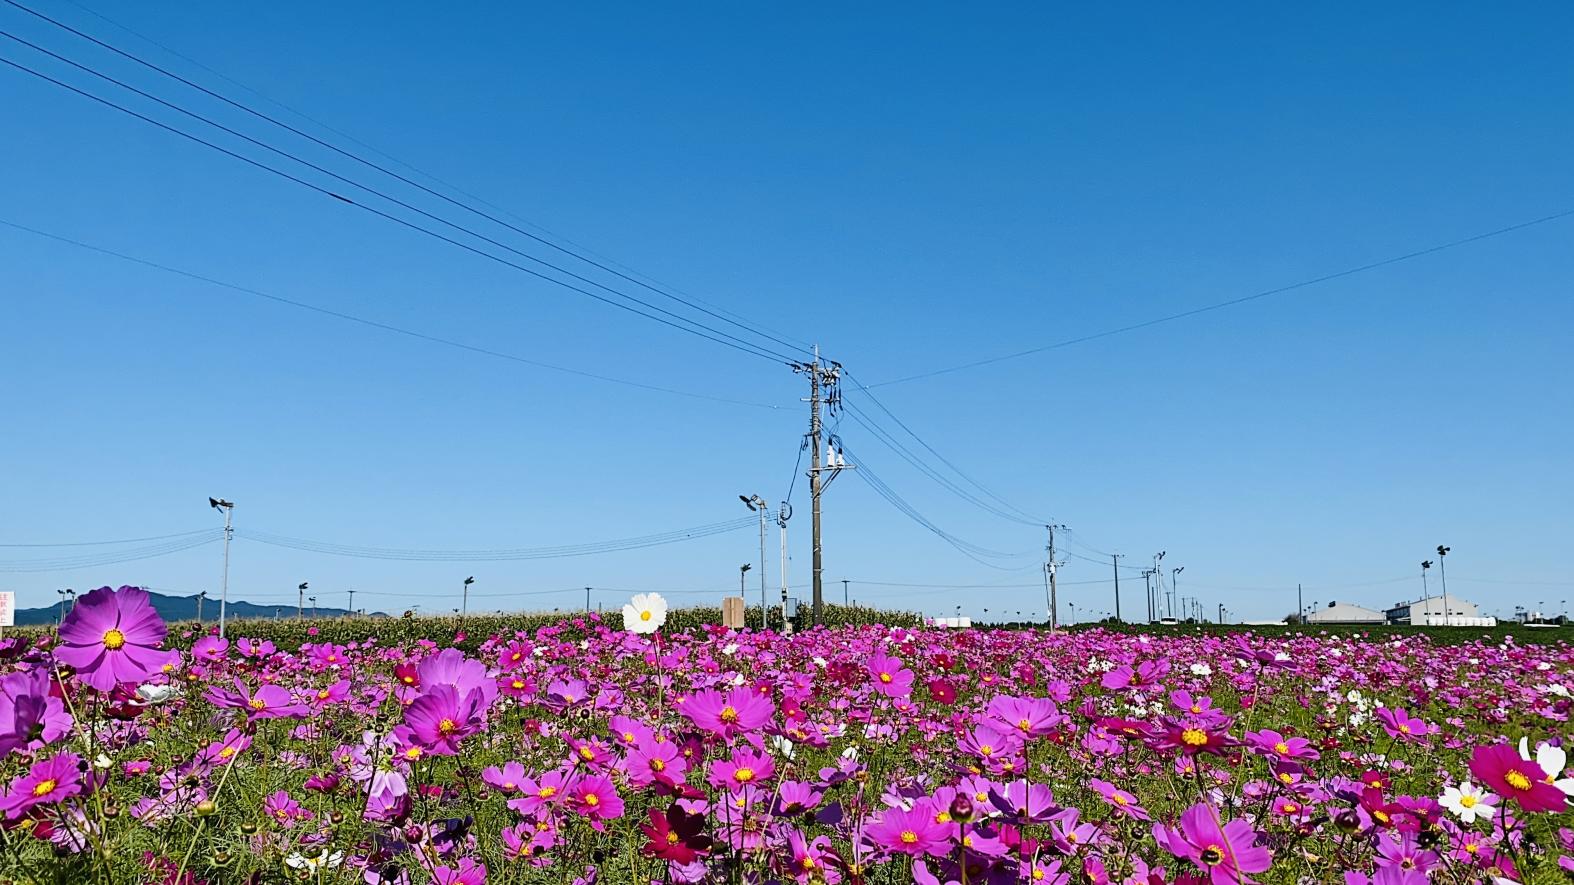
[1305,600,1386,625]
[1384,594,1494,627]
[928,616,973,629]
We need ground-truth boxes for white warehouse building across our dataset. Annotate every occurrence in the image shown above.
[1384,594,1495,627]
[1305,600,1387,624]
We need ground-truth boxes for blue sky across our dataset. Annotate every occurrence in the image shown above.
[3,2,1571,621]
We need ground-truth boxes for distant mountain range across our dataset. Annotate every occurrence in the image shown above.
[14,591,376,627]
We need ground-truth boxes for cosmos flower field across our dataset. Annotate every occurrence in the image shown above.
[4,587,1574,884]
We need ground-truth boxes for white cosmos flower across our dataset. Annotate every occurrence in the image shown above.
[1519,738,1574,798]
[1439,781,1497,824]
[1190,662,1213,677]
[284,851,344,871]
[622,593,669,634]
[770,735,797,759]
[135,684,179,705]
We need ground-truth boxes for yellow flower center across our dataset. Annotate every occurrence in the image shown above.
[1113,794,1128,806]
[650,759,666,772]
[1189,704,1202,714]
[404,747,423,760]
[1033,871,1045,881]
[317,690,331,700]
[538,786,557,798]
[1398,724,1411,734]
[1465,842,1479,854]
[879,673,893,684]
[102,629,126,650]
[578,746,595,760]
[219,747,237,759]
[1278,772,1294,784]
[640,610,652,621]
[720,706,739,723]
[1459,795,1477,808]
[1274,742,1289,754]
[899,831,918,844]
[503,782,515,790]
[438,718,457,735]
[1504,769,1532,791]
[622,732,636,743]
[584,793,599,807]
[248,698,267,711]
[512,680,525,690]
[32,779,56,797]
[667,831,680,845]
[935,811,952,823]
[801,857,816,870]
[1180,729,1209,747]
[1282,802,1298,813]
[979,745,995,757]
[734,768,755,783]
[1018,719,1032,732]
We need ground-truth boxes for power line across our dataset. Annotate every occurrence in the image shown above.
[0,218,784,411]
[0,45,795,364]
[236,517,757,562]
[836,440,1036,569]
[0,527,214,547]
[5,0,814,361]
[0,532,222,572]
[842,372,1046,525]
[868,207,1574,388]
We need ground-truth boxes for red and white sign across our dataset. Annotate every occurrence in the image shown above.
[0,592,13,627]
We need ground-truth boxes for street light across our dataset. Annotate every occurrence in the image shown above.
[298,582,308,619]
[463,576,475,618]
[739,563,752,599]
[208,497,235,638]
[740,495,769,629]
[1436,545,1451,627]
[308,595,317,618]
[1172,567,1184,619]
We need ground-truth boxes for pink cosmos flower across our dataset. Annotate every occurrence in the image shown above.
[1244,729,1319,762]
[567,774,625,825]
[625,740,686,788]
[681,686,775,740]
[0,752,83,819]
[54,586,169,692]
[986,695,1062,739]
[481,761,528,794]
[0,670,71,756]
[1469,743,1566,812]
[431,857,487,885]
[1153,803,1271,885]
[867,653,915,698]
[204,679,310,721]
[263,790,311,828]
[864,806,952,857]
[507,769,581,817]
[190,635,228,664]
[708,748,776,792]
[403,685,486,755]
[1090,777,1150,820]
[1376,708,1432,743]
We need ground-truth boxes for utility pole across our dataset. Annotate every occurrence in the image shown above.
[196,591,205,625]
[1297,583,1303,625]
[1143,570,1154,622]
[842,579,849,606]
[208,497,235,639]
[347,587,356,617]
[1046,524,1065,632]
[1152,551,1166,619]
[1218,602,1224,624]
[298,582,307,619]
[1436,545,1451,627]
[1111,554,1123,623]
[585,587,592,612]
[794,346,841,627]
[1172,567,1184,620]
[740,495,769,629]
[463,576,474,618]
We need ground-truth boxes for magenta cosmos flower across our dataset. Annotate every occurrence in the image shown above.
[864,806,952,858]
[1153,803,1271,885]
[1469,743,1566,812]
[431,857,487,885]
[204,679,310,721]
[403,685,486,755]
[54,586,168,692]
[0,752,83,819]
[866,653,914,698]
[681,686,775,740]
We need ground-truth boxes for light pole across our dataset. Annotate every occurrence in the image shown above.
[56,588,74,625]
[1436,545,1451,627]
[740,495,769,629]
[1069,602,1077,625]
[208,497,234,639]
[463,576,475,618]
[309,595,317,618]
[739,563,752,604]
[842,579,849,606]
[298,582,308,619]
[1172,567,1184,620]
[347,587,356,616]
[776,502,791,631]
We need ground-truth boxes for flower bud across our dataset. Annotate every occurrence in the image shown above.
[1333,810,1360,833]
[949,795,976,823]
[195,800,217,817]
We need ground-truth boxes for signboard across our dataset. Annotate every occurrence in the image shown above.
[0,591,13,628]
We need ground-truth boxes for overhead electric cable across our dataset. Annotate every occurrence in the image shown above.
[3,0,814,359]
[868,208,1574,387]
[0,218,784,411]
[0,48,794,364]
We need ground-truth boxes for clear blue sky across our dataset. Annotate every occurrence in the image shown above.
[3,2,1572,621]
